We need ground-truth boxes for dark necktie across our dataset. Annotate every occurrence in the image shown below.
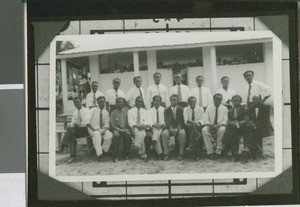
[199,87,203,107]
[100,109,103,129]
[214,106,218,125]
[137,108,141,125]
[93,93,97,106]
[138,88,142,97]
[234,107,238,119]
[192,109,195,121]
[76,110,82,125]
[156,108,159,123]
[247,84,252,106]
[177,85,182,102]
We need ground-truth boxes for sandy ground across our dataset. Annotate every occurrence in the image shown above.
[56,136,274,176]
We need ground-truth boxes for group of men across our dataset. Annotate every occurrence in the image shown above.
[57,70,273,163]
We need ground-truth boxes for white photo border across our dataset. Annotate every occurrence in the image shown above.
[49,31,282,182]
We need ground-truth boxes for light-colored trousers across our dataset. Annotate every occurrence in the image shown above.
[202,126,226,155]
[162,129,186,156]
[88,128,113,157]
[132,128,147,158]
[152,128,163,154]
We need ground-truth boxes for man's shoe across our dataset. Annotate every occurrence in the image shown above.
[178,155,183,161]
[56,145,65,153]
[98,155,104,162]
[186,146,193,152]
[208,153,215,160]
[112,157,118,162]
[215,154,221,159]
[194,156,200,161]
[164,154,170,161]
[67,157,76,163]
[232,155,239,162]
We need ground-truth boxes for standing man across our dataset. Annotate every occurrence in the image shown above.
[216,76,236,109]
[128,96,148,160]
[190,75,213,110]
[105,78,126,114]
[146,72,168,108]
[169,73,191,108]
[110,97,132,162]
[162,94,186,161]
[222,95,248,162]
[243,70,273,108]
[147,95,165,160]
[56,97,90,163]
[202,93,228,159]
[126,76,145,108]
[86,96,113,160]
[86,81,104,109]
[243,94,272,160]
[184,96,205,161]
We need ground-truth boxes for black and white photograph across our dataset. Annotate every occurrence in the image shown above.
[48,31,282,182]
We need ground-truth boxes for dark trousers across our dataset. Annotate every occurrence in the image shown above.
[244,127,263,155]
[61,127,89,157]
[222,128,241,156]
[110,129,132,158]
[187,124,202,157]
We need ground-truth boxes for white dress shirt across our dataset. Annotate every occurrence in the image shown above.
[204,104,228,125]
[105,88,126,105]
[128,107,148,128]
[169,84,191,103]
[216,88,237,105]
[190,86,213,107]
[146,84,168,108]
[244,80,273,103]
[86,107,110,130]
[183,106,205,125]
[70,107,90,127]
[126,87,146,107]
[86,91,104,108]
[147,106,165,126]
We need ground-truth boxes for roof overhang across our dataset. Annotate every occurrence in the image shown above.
[55,31,274,59]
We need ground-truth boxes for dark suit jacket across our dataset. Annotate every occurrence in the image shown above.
[228,105,249,131]
[248,103,272,137]
[164,106,184,130]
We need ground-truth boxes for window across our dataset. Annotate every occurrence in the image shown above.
[138,51,148,71]
[99,52,134,74]
[216,43,264,65]
[156,47,203,69]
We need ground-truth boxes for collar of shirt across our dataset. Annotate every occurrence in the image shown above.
[171,106,177,111]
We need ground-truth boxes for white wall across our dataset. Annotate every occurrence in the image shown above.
[187,67,204,89]
[216,62,266,98]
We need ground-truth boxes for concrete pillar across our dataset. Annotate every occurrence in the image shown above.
[264,42,273,86]
[202,46,218,93]
[89,55,100,83]
[133,51,139,76]
[147,50,157,85]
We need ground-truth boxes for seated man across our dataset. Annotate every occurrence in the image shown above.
[147,95,165,160]
[202,93,228,159]
[128,96,148,160]
[162,94,186,161]
[86,96,113,160]
[57,97,90,163]
[110,97,132,162]
[184,96,205,161]
[222,95,248,162]
[243,94,273,160]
